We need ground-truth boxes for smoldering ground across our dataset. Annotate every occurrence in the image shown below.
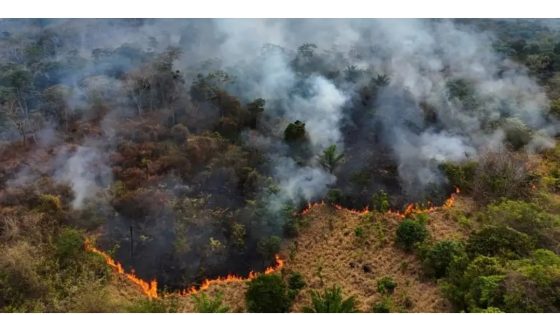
[0,19,557,289]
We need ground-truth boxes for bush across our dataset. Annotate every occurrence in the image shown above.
[486,200,558,249]
[287,272,306,299]
[284,120,306,142]
[245,274,292,312]
[370,190,390,212]
[422,240,465,278]
[439,161,477,193]
[191,292,229,313]
[302,285,358,313]
[54,228,84,263]
[372,298,392,313]
[376,276,397,295]
[396,219,428,251]
[466,226,534,259]
[502,118,532,150]
[127,298,177,313]
[471,150,536,205]
[326,188,344,204]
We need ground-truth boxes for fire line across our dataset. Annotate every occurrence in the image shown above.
[84,187,459,299]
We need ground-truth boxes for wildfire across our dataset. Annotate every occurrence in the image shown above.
[84,187,459,300]
[178,254,285,296]
[300,187,461,220]
[84,238,159,299]
[84,239,285,299]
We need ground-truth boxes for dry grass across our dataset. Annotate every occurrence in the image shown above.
[106,196,474,312]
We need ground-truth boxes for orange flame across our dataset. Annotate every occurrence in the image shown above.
[84,239,158,299]
[178,254,285,296]
[84,239,285,299]
[300,187,461,220]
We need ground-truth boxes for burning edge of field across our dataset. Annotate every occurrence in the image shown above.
[84,187,460,299]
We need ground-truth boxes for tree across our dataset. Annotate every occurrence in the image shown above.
[246,98,265,129]
[245,274,292,312]
[466,226,534,259]
[421,240,465,278]
[284,120,306,142]
[396,219,429,251]
[370,190,390,212]
[318,144,344,174]
[257,236,281,261]
[191,292,229,313]
[303,285,358,313]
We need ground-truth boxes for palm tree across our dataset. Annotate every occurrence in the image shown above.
[303,285,358,313]
[318,144,345,174]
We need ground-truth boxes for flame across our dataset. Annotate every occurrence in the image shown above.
[84,239,158,299]
[178,254,285,296]
[300,187,461,220]
[84,239,285,299]
[85,187,459,299]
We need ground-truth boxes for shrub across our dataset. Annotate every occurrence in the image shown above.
[439,161,477,193]
[396,219,428,251]
[471,150,536,205]
[466,226,534,259]
[245,274,291,312]
[376,276,397,295]
[287,272,306,299]
[372,298,392,313]
[303,285,358,313]
[284,120,306,142]
[370,190,390,212]
[127,298,177,313]
[54,228,84,263]
[257,236,282,261]
[502,118,533,150]
[422,240,465,278]
[326,188,344,204]
[486,200,558,249]
[191,292,229,313]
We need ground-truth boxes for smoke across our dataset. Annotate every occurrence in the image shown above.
[54,144,112,209]
[1,18,558,287]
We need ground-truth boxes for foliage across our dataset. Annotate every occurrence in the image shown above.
[318,144,344,174]
[287,272,306,299]
[421,240,465,278]
[245,274,292,312]
[54,228,85,263]
[376,276,397,295]
[465,226,534,259]
[396,218,429,251]
[471,150,537,205]
[128,297,178,313]
[257,235,281,260]
[284,120,307,142]
[439,161,477,193]
[303,285,358,313]
[372,298,392,313]
[191,292,229,313]
[370,190,390,212]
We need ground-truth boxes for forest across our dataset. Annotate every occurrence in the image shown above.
[1,19,560,312]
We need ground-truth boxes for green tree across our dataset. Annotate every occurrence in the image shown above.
[284,120,306,142]
[318,144,344,174]
[396,219,429,251]
[191,292,229,313]
[422,240,465,278]
[466,226,534,259]
[303,285,358,313]
[370,190,390,212]
[245,274,292,312]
